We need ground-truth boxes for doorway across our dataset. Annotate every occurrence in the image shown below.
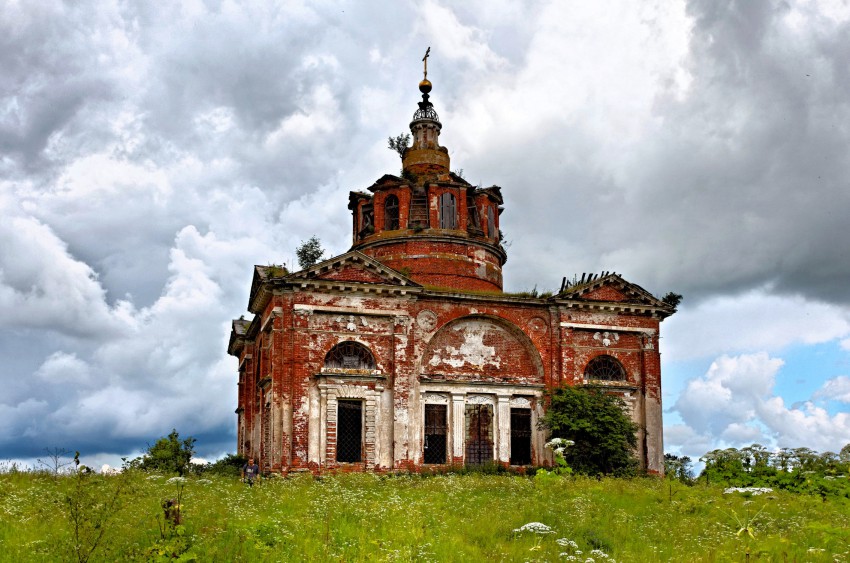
[464,404,494,465]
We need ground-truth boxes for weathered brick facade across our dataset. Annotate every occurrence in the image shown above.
[228,76,675,474]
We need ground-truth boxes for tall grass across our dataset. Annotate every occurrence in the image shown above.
[1,469,847,561]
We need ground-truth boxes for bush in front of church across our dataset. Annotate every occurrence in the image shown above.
[540,385,639,477]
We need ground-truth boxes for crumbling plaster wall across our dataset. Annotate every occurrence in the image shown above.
[239,286,666,473]
[558,307,664,473]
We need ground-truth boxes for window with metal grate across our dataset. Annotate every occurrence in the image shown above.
[584,355,626,381]
[324,341,376,371]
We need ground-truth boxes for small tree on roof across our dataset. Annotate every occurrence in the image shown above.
[388,133,410,158]
[296,236,325,270]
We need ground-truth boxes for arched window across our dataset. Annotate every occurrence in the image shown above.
[584,355,626,382]
[385,194,400,230]
[466,195,482,234]
[324,341,376,371]
[439,192,457,229]
[487,205,496,239]
[359,204,374,237]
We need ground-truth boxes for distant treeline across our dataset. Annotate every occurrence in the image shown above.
[665,443,850,498]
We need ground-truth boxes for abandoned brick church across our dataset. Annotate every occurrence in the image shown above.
[228,69,675,474]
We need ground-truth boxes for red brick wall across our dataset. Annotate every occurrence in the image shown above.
[360,238,504,291]
[317,267,387,284]
[581,285,628,302]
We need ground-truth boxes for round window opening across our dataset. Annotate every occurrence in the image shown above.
[584,355,626,382]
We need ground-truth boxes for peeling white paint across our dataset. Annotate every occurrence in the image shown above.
[394,335,408,361]
[429,324,501,369]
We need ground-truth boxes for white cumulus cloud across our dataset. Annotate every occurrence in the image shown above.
[671,352,850,458]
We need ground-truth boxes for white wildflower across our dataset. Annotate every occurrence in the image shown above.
[513,522,554,534]
[723,487,773,495]
[546,438,575,450]
[557,538,579,549]
[166,476,187,484]
[590,549,610,559]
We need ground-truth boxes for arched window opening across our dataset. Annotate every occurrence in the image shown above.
[359,204,374,238]
[439,192,457,229]
[487,206,496,239]
[324,341,376,371]
[467,195,482,235]
[584,355,626,382]
[385,195,400,231]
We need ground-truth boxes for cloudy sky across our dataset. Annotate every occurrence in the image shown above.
[2,0,849,468]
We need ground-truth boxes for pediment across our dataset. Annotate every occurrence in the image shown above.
[367,174,404,192]
[287,251,419,288]
[557,274,668,308]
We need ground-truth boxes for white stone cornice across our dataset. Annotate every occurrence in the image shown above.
[294,303,409,318]
[560,322,656,335]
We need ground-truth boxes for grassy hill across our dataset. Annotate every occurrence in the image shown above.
[1,469,847,561]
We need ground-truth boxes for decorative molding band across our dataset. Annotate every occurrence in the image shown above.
[560,322,656,335]
[315,372,387,383]
[466,394,495,405]
[291,282,416,296]
[510,396,532,408]
[419,376,544,389]
[422,392,449,404]
[294,303,409,318]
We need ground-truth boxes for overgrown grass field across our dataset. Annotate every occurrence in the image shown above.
[1,470,847,562]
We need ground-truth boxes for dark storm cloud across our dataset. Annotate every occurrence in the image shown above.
[602,0,850,303]
[0,3,117,171]
[443,1,850,309]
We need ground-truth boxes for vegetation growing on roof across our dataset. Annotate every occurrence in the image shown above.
[506,286,554,299]
[661,291,683,310]
[296,236,325,270]
[265,264,287,278]
[387,132,410,158]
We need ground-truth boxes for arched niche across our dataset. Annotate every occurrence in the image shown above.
[420,316,544,382]
[323,341,376,372]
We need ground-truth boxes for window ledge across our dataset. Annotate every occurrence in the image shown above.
[582,380,638,391]
[316,370,386,381]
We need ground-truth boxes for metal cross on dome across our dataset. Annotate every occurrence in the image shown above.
[422,46,430,79]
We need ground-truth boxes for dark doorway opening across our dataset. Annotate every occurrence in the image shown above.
[336,400,362,463]
[424,404,448,464]
[510,408,532,465]
[465,404,493,465]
